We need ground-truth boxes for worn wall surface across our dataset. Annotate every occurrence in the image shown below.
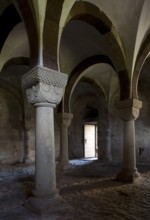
[0,64,150,165]
[136,59,150,163]
[0,88,23,164]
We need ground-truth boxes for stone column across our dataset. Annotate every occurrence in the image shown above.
[98,121,112,161]
[59,112,73,167]
[105,127,112,161]
[22,66,68,214]
[116,99,142,182]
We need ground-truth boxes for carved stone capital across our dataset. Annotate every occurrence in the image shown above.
[61,113,73,127]
[117,99,142,121]
[22,66,68,89]
[26,82,65,107]
[22,66,68,107]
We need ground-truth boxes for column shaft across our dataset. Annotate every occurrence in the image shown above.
[59,113,73,167]
[60,124,68,165]
[98,124,112,161]
[123,120,136,172]
[35,104,57,197]
[105,128,112,161]
[116,98,142,182]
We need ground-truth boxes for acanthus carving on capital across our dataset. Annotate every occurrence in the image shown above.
[22,66,68,106]
[26,82,64,106]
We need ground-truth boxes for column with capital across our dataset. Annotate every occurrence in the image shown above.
[59,112,73,167]
[22,66,68,213]
[116,99,142,182]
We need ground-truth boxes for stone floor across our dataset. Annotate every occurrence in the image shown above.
[0,159,150,219]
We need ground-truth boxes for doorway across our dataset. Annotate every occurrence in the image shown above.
[84,124,98,158]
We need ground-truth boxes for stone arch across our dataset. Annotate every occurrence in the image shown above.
[0,3,21,52]
[2,57,29,73]
[43,0,64,70]
[68,78,107,159]
[13,0,39,67]
[60,0,126,66]
[59,1,129,100]
[65,1,112,35]
[132,31,150,99]
[68,75,111,160]
[64,55,112,113]
[80,77,106,100]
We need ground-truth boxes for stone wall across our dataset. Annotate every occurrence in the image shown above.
[110,115,123,161]
[0,64,150,165]
[69,81,103,159]
[23,100,35,162]
[136,60,150,163]
[136,98,150,163]
[0,88,23,164]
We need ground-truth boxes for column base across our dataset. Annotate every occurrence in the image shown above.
[26,194,73,215]
[116,169,141,182]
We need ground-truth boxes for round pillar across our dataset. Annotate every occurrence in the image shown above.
[116,99,142,182]
[59,112,73,167]
[22,66,70,214]
[98,122,112,161]
[105,128,112,161]
[34,103,57,197]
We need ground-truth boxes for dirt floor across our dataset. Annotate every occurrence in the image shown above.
[1,159,150,220]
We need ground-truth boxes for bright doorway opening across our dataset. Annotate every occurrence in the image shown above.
[84,124,98,158]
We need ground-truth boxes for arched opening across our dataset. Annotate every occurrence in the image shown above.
[69,80,102,159]
[59,0,128,100]
[136,56,150,163]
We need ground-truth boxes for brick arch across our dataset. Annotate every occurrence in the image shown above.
[13,0,39,67]
[63,55,114,113]
[132,32,150,99]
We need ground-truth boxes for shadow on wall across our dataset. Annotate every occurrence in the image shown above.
[0,87,23,164]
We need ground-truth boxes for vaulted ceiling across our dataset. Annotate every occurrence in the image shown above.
[0,0,150,102]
